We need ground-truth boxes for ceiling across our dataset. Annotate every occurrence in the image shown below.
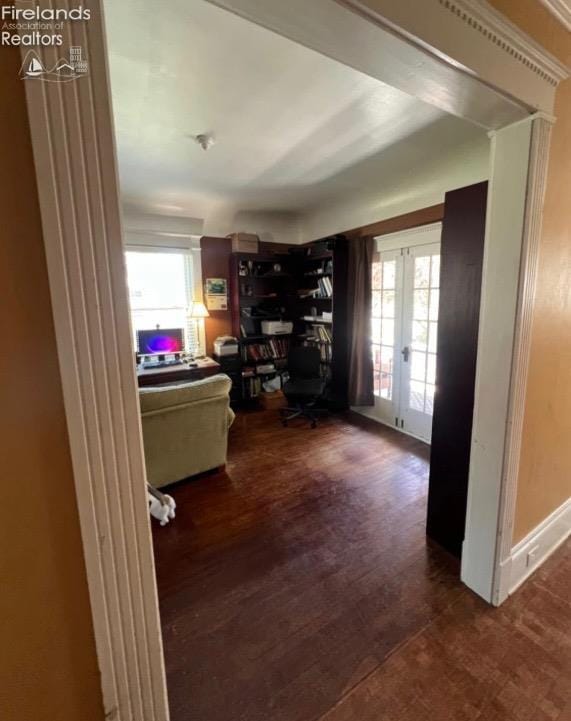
[105,0,486,229]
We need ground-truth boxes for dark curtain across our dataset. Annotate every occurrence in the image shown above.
[347,236,374,406]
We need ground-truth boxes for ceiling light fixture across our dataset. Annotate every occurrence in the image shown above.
[193,133,216,151]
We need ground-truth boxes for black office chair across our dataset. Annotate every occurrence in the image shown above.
[281,346,326,428]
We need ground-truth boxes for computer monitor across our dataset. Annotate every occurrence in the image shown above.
[137,328,184,355]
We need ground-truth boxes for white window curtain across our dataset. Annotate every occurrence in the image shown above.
[125,244,203,354]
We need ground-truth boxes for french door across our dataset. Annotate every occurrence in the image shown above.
[371,240,440,443]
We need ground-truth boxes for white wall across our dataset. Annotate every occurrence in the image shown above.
[201,206,303,244]
[301,132,490,241]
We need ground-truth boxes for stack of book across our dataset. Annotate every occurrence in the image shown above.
[241,337,290,362]
[242,375,262,397]
[267,336,290,359]
[314,276,332,298]
[241,343,271,362]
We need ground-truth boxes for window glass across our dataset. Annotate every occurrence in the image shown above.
[125,250,196,352]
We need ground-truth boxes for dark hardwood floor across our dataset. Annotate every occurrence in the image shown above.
[319,539,571,721]
[153,409,571,721]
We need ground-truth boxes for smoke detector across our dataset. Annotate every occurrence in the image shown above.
[193,133,216,151]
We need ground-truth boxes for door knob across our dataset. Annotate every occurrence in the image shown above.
[401,346,410,362]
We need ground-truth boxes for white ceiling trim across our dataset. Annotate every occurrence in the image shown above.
[439,0,569,86]
[122,208,204,238]
[208,0,528,128]
[539,0,571,32]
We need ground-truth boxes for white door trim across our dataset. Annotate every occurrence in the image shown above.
[491,115,554,604]
[20,0,562,716]
[461,113,554,604]
[19,1,169,719]
[375,222,442,252]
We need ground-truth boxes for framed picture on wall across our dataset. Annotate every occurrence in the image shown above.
[205,277,228,310]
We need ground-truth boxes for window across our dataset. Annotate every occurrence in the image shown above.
[125,249,199,353]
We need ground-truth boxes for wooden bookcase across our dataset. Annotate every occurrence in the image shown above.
[229,253,295,401]
[295,237,349,409]
[226,239,349,407]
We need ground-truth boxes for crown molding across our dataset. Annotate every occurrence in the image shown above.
[539,0,571,32]
[439,0,570,86]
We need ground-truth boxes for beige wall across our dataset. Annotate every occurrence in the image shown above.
[488,0,571,542]
[0,47,104,721]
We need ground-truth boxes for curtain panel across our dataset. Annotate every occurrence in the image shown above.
[347,236,374,406]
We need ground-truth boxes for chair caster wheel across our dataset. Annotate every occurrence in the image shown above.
[311,421,317,429]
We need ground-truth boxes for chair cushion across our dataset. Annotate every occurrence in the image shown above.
[284,378,325,398]
[139,373,231,413]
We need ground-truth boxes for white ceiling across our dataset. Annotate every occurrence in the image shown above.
[105,0,486,233]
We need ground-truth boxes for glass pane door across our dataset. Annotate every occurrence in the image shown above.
[399,242,440,442]
[366,232,441,444]
[370,248,403,427]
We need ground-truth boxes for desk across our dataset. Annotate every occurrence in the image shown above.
[137,356,221,387]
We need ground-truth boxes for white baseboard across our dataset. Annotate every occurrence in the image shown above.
[498,496,571,602]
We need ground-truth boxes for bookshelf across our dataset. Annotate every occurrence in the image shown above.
[238,335,291,400]
[295,236,349,409]
[226,240,349,407]
[229,253,296,402]
[230,253,296,335]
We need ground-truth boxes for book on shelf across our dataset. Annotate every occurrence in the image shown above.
[240,337,290,362]
[314,276,332,298]
[309,324,333,343]
[243,375,262,398]
[297,275,332,299]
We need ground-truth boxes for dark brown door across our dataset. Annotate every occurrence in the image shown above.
[427,181,488,557]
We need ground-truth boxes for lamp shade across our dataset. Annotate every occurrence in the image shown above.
[190,301,210,318]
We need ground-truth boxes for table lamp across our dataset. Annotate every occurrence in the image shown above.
[189,301,210,359]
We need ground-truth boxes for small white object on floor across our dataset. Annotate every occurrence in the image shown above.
[148,492,176,526]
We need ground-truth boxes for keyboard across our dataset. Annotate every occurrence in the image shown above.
[141,359,185,370]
